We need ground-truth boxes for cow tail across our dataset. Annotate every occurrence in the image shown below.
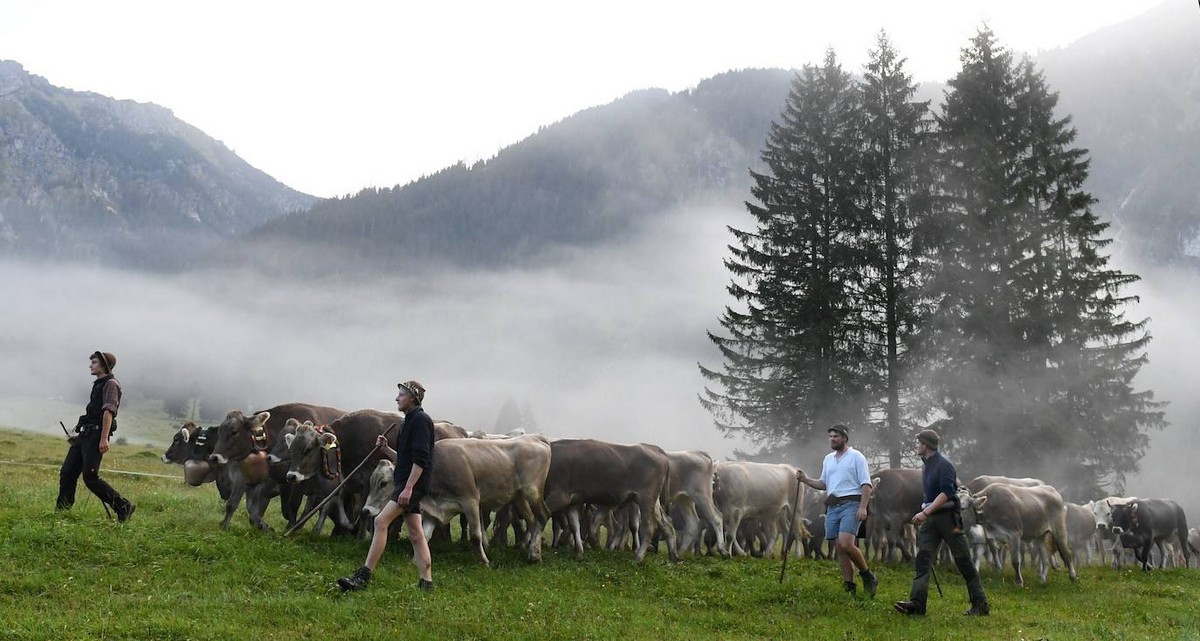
[1044,531,1059,555]
[660,461,672,515]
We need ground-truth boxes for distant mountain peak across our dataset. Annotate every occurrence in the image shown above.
[0,59,317,269]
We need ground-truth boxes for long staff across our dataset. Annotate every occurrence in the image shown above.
[778,476,805,583]
[284,422,398,537]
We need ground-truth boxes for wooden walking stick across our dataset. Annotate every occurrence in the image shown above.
[779,476,805,583]
[284,422,398,537]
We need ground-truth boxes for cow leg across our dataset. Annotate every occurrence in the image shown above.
[279,483,301,528]
[462,500,489,566]
[1010,534,1025,586]
[693,497,728,557]
[725,511,747,557]
[566,508,586,558]
[490,504,511,548]
[675,499,700,554]
[628,506,642,553]
[1055,532,1077,581]
[656,502,679,562]
[510,497,543,563]
[220,477,245,529]
[634,500,655,563]
[244,483,273,531]
[333,494,357,535]
[1156,540,1167,570]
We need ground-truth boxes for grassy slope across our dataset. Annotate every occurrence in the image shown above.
[1,429,1198,641]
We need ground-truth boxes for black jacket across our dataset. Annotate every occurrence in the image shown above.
[393,406,434,493]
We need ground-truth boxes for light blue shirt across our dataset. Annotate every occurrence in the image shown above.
[819,447,871,498]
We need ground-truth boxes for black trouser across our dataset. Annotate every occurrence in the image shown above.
[907,510,987,610]
[57,429,125,511]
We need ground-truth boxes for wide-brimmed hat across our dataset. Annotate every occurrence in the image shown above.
[90,350,116,373]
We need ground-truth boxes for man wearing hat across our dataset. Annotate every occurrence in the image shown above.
[338,380,435,593]
[894,429,989,617]
[56,351,136,522]
[796,424,879,596]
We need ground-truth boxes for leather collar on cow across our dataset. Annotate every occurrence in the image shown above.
[321,437,342,480]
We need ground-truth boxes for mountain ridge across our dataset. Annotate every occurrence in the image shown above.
[0,60,317,268]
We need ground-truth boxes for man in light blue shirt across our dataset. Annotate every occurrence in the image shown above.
[797,424,878,596]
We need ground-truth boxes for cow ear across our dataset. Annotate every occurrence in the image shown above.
[284,433,295,448]
[871,476,881,486]
[253,411,271,427]
[1132,502,1139,513]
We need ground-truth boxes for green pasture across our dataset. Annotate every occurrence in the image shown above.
[0,429,1197,641]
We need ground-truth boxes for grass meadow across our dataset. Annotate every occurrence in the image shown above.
[1,428,1198,640]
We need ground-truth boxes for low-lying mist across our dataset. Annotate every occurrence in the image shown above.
[2,205,1197,513]
[0,203,752,459]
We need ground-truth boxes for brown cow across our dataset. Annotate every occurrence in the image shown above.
[208,402,346,530]
[543,439,678,563]
[283,410,401,536]
[868,468,923,563]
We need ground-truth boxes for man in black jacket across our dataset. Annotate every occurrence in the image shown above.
[338,380,435,592]
[56,351,136,522]
[893,429,989,617]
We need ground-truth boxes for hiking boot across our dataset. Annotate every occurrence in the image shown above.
[843,580,857,594]
[417,578,434,593]
[116,500,136,523]
[893,601,926,616]
[337,566,372,592]
[964,602,990,616]
[860,570,878,598]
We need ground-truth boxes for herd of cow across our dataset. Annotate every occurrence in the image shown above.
[160,402,1200,581]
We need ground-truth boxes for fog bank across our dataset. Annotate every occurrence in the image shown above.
[0,203,752,458]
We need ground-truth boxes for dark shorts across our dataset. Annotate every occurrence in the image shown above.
[389,485,425,516]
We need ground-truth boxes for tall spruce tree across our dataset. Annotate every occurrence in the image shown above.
[924,29,1163,492]
[701,50,871,454]
[859,32,936,467]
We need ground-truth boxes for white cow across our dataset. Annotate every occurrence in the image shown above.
[713,461,803,558]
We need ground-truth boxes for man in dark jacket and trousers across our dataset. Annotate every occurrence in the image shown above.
[57,351,136,522]
[894,429,989,616]
[338,380,435,592]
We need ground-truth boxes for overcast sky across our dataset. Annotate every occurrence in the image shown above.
[0,0,1165,198]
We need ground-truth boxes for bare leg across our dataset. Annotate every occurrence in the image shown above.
[407,512,432,582]
[836,532,869,581]
[365,500,404,570]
